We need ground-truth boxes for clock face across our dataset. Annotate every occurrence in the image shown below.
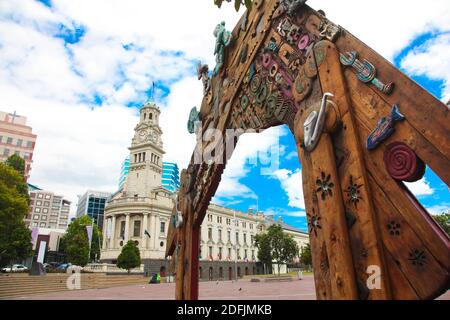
[139,130,147,142]
[149,130,157,143]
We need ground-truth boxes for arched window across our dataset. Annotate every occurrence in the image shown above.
[144,113,146,120]
[149,113,153,120]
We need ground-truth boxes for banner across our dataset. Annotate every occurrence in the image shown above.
[86,225,93,246]
[31,227,39,247]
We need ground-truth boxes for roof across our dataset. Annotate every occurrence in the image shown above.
[264,216,308,235]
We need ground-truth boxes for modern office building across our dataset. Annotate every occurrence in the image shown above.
[76,191,112,230]
[0,110,37,180]
[26,190,71,230]
[118,156,130,190]
[162,162,180,192]
[101,99,309,278]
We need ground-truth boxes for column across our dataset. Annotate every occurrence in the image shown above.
[109,215,116,249]
[149,214,156,249]
[102,217,108,249]
[154,215,160,250]
[124,213,130,242]
[142,213,149,249]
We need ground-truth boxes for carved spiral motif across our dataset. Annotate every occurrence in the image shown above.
[383,142,426,182]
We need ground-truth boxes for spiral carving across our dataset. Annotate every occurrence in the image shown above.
[383,142,425,182]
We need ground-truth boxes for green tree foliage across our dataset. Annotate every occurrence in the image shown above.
[61,216,102,267]
[300,243,312,268]
[268,224,299,276]
[0,163,32,267]
[254,224,299,276]
[6,154,26,177]
[433,213,450,236]
[254,232,272,274]
[214,0,253,11]
[117,240,141,274]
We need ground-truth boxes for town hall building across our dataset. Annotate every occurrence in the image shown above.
[100,99,309,279]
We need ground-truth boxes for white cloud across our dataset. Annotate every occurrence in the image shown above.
[405,177,434,197]
[426,203,450,215]
[312,0,450,61]
[1,0,448,218]
[271,169,305,209]
[401,33,450,101]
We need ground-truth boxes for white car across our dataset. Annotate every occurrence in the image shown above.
[1,264,29,273]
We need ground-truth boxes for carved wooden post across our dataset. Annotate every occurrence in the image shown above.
[313,40,392,299]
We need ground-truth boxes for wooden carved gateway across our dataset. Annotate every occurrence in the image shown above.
[165,0,450,300]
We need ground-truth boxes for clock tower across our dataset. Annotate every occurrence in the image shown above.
[124,99,164,197]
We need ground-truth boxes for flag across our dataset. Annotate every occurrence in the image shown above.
[86,225,93,247]
[145,229,151,238]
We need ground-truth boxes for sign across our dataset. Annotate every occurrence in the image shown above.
[31,227,39,247]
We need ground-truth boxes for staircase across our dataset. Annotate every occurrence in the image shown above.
[0,273,148,299]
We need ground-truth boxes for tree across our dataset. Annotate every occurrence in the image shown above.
[433,213,450,236]
[6,154,26,177]
[0,163,32,267]
[214,0,253,11]
[267,224,299,276]
[254,232,272,274]
[61,215,102,267]
[300,243,312,269]
[117,240,141,274]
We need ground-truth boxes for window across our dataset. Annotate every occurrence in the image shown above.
[42,208,48,214]
[226,218,231,225]
[16,139,23,147]
[217,216,222,224]
[142,152,146,162]
[242,222,246,228]
[34,208,41,213]
[228,248,232,259]
[227,231,231,242]
[14,151,20,156]
[250,223,253,230]
[134,220,141,237]
[237,249,241,260]
[208,228,212,240]
[208,246,213,258]
[218,247,222,260]
[45,195,51,200]
[120,221,126,239]
[252,250,255,259]
[134,154,137,163]
[37,194,43,199]
[218,229,222,241]
[26,141,33,148]
[3,148,10,156]
[44,201,50,207]
[33,215,39,220]
[235,220,239,227]
[244,249,248,259]
[251,235,254,245]
[160,221,165,233]
[40,222,46,227]
[0,136,2,143]
[41,215,47,221]
[36,200,42,206]
[243,233,247,244]
[235,232,239,243]
[32,222,38,227]
[6,137,13,144]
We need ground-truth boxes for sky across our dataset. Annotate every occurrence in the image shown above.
[0,0,449,231]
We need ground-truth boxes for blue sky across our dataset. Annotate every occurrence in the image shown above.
[1,0,449,232]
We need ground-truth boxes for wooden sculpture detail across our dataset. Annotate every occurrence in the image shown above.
[166,0,450,300]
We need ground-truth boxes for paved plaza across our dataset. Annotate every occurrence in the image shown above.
[8,275,449,300]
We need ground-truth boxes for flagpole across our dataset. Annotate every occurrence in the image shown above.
[234,210,237,282]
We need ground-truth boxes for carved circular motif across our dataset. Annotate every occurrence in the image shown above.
[269,63,279,78]
[262,53,272,68]
[240,95,250,111]
[265,94,277,119]
[383,142,425,182]
[298,34,310,51]
[256,83,268,105]
[250,74,262,94]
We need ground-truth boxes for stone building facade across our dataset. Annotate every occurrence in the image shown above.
[100,100,309,278]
